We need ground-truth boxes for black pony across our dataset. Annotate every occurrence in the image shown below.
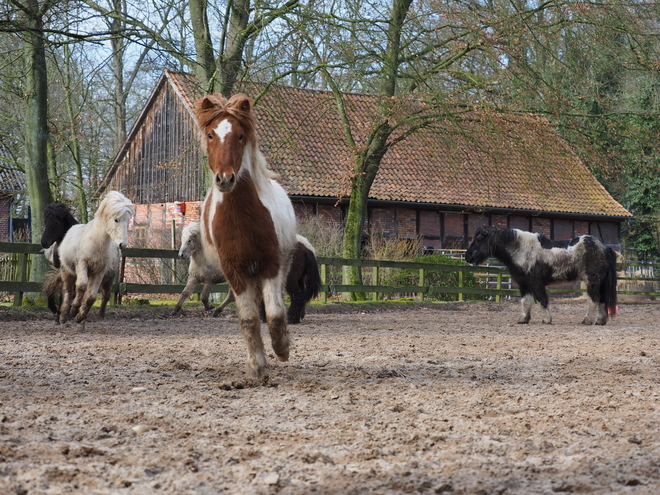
[285,235,322,324]
[41,203,79,265]
[466,226,618,325]
[40,203,79,314]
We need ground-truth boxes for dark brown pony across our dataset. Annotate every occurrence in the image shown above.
[195,93,297,379]
[40,203,78,315]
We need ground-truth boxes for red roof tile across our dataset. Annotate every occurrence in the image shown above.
[165,70,631,218]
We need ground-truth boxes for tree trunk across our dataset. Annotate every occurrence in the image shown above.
[218,0,251,97]
[340,0,412,300]
[22,0,54,287]
[188,0,217,93]
[111,0,127,156]
[63,43,88,222]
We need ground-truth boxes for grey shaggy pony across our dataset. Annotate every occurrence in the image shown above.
[466,226,618,325]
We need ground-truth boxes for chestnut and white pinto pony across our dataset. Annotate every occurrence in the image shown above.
[172,221,233,316]
[466,226,618,325]
[195,93,297,379]
[57,191,134,327]
[173,223,321,324]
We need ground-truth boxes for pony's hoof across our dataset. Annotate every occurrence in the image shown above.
[517,319,530,324]
[276,353,289,362]
[581,318,594,325]
[247,366,267,380]
[212,308,223,317]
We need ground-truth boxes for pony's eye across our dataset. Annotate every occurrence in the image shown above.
[238,134,244,141]
[114,219,119,223]
[207,133,213,139]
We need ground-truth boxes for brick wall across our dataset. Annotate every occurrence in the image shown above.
[127,200,621,253]
[418,210,440,238]
[0,197,10,242]
[397,209,416,238]
[492,214,508,228]
[574,221,589,237]
[370,208,395,236]
[531,217,551,238]
[317,204,342,228]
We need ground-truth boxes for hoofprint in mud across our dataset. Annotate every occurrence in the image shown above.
[1,301,658,494]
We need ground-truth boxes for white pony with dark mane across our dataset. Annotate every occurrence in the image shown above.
[57,191,134,327]
[466,226,618,325]
[172,221,233,316]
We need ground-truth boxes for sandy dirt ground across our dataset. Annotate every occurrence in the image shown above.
[0,299,659,495]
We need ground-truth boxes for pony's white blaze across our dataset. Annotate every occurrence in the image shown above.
[213,119,233,143]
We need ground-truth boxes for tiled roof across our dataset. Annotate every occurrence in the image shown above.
[166,69,631,218]
[0,147,25,194]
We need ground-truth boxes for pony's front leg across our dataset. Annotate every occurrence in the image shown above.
[261,275,289,362]
[518,293,533,324]
[75,272,103,324]
[59,272,76,324]
[235,283,267,379]
[69,264,89,319]
[98,273,113,319]
[172,275,199,315]
[200,280,214,311]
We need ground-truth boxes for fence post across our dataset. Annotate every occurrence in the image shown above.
[419,268,425,302]
[320,263,327,303]
[113,256,127,305]
[13,252,28,307]
[496,272,502,303]
[458,269,464,302]
[372,265,379,301]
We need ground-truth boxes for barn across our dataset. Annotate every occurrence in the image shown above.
[99,69,632,253]
[0,147,26,242]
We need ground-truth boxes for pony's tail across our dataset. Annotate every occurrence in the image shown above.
[602,247,618,316]
[300,247,322,303]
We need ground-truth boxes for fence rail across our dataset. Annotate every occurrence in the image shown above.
[1,242,658,307]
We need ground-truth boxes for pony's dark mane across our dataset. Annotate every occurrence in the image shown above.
[194,93,257,145]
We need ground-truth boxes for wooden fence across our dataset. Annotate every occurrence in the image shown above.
[0,242,658,307]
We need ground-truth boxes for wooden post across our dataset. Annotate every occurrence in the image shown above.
[13,253,28,307]
[458,269,464,302]
[372,265,379,301]
[113,256,127,305]
[171,219,177,284]
[320,263,327,303]
[496,272,502,303]
[419,268,425,302]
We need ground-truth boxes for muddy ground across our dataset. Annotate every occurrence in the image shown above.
[0,299,659,494]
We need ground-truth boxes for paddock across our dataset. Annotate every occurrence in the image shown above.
[1,301,659,494]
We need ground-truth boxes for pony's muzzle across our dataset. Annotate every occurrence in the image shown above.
[215,172,236,192]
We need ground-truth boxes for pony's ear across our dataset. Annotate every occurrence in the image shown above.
[199,96,216,111]
[229,94,251,113]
